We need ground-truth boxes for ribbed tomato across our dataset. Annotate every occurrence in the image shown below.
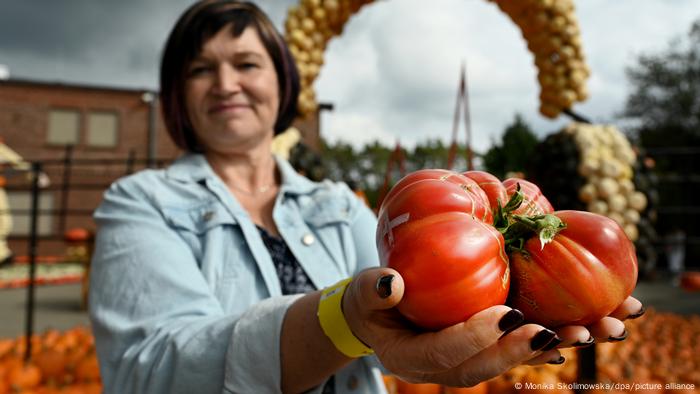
[502,178,554,216]
[507,210,638,327]
[377,169,509,330]
[462,170,508,211]
[462,172,553,217]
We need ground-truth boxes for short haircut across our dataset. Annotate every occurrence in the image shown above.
[159,0,300,151]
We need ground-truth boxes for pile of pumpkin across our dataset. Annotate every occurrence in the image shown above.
[284,0,590,119]
[597,308,700,392]
[383,308,700,393]
[564,122,648,242]
[383,347,577,393]
[284,0,375,116]
[529,123,659,277]
[0,327,100,394]
[487,0,590,118]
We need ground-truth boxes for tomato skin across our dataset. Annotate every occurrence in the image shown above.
[507,210,638,327]
[377,169,509,330]
[462,170,508,211]
[382,169,493,224]
[502,178,554,216]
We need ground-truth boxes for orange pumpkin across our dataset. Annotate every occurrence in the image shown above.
[382,375,398,394]
[443,382,488,393]
[33,348,67,383]
[7,361,42,391]
[64,228,92,243]
[487,374,516,394]
[75,355,100,382]
[395,378,442,394]
[0,339,14,358]
[81,382,103,394]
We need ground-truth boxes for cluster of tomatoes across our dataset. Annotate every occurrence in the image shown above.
[0,327,100,394]
[377,169,638,330]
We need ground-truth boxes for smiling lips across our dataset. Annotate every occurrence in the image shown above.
[208,102,251,114]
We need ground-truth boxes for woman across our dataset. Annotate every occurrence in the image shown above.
[89,1,645,393]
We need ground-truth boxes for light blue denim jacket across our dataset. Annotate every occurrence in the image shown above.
[89,153,387,394]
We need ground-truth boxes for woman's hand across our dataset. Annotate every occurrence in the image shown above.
[546,295,644,353]
[342,268,645,387]
[342,268,564,387]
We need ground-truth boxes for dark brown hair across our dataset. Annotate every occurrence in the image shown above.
[159,0,300,151]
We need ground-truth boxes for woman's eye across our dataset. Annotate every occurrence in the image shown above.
[238,62,259,70]
[187,66,211,76]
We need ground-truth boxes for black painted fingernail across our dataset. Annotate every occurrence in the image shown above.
[572,336,595,348]
[498,309,525,332]
[530,329,558,351]
[541,335,563,351]
[628,306,646,320]
[376,275,394,299]
[608,329,628,342]
[547,355,565,365]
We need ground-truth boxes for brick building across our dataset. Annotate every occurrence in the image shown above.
[0,78,322,258]
[0,79,181,257]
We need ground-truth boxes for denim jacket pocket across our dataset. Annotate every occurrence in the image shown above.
[302,198,352,229]
[163,201,238,234]
[162,201,243,285]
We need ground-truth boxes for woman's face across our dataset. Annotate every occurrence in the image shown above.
[184,25,280,154]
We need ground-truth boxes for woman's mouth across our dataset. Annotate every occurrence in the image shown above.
[208,103,251,114]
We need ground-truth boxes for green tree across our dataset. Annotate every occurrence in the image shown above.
[623,19,700,147]
[410,138,450,170]
[482,114,539,179]
[621,18,700,266]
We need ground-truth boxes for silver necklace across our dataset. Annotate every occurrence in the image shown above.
[229,181,274,195]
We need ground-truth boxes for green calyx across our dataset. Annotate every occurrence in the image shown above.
[491,183,566,254]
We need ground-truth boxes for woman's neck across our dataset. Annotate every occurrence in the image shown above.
[205,148,278,195]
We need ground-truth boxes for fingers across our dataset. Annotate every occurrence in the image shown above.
[609,296,645,320]
[346,267,404,312]
[587,316,627,342]
[585,297,643,343]
[340,268,406,349]
[553,297,643,347]
[524,349,563,366]
[421,323,562,386]
[381,306,525,374]
[553,325,592,348]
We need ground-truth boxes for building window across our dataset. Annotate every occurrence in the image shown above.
[87,111,118,147]
[47,109,80,146]
[6,192,54,236]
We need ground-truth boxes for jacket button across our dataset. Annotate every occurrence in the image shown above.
[302,233,315,246]
[346,375,358,390]
[202,211,214,221]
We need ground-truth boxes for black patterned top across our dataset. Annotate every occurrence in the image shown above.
[256,226,335,393]
[257,226,316,295]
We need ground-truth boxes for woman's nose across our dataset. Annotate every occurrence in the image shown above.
[212,63,240,95]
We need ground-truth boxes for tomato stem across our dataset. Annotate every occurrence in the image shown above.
[505,214,566,252]
[493,184,524,231]
[492,182,566,253]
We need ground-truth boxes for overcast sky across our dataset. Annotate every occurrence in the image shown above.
[1,0,698,152]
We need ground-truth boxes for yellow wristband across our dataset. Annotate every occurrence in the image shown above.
[317,278,374,358]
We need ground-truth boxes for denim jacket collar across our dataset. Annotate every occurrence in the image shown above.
[165,152,317,195]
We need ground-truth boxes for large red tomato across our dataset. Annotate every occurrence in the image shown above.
[507,210,638,327]
[462,172,553,218]
[382,169,493,224]
[502,178,554,216]
[462,170,508,211]
[377,169,509,330]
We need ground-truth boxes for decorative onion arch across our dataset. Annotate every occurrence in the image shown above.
[283,0,590,119]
